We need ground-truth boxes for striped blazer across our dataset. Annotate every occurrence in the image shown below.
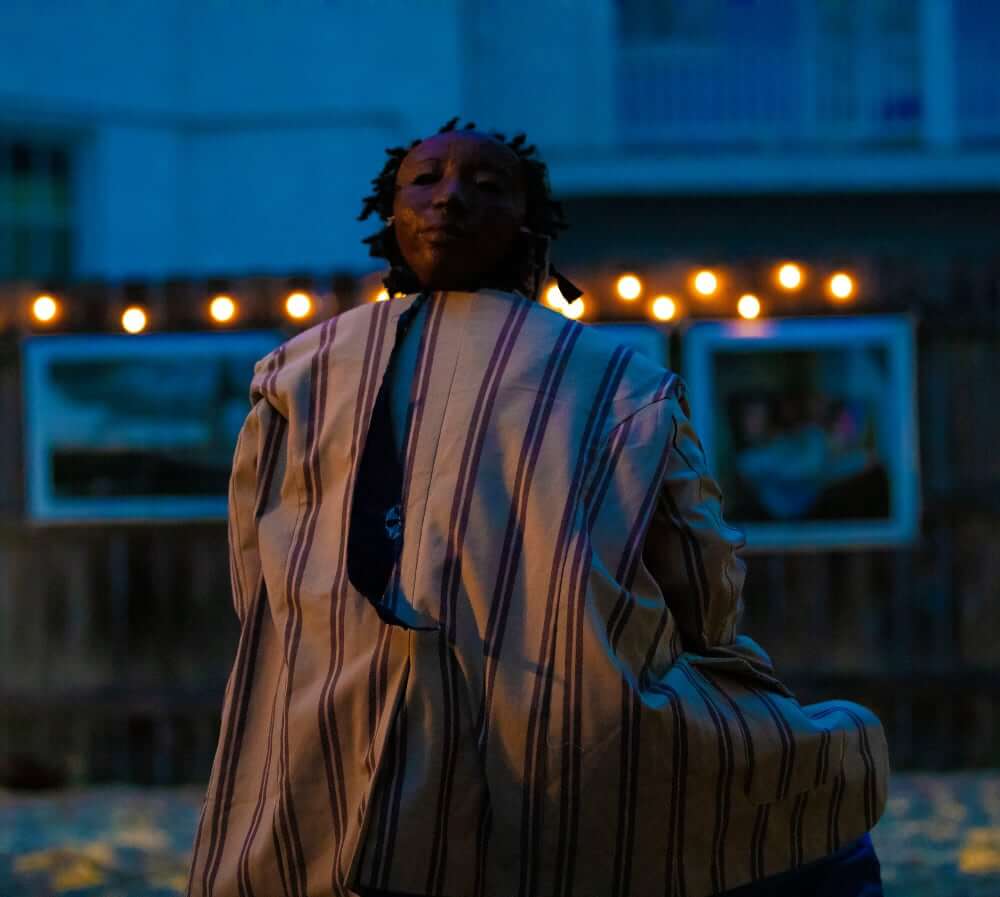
[186,288,889,897]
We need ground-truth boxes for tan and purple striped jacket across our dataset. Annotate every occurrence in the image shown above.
[186,288,889,897]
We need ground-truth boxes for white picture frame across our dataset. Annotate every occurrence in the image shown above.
[22,331,283,523]
[682,315,920,551]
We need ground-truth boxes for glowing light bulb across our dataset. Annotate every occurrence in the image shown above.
[544,284,567,310]
[651,295,677,321]
[32,295,59,323]
[777,263,803,290]
[374,289,390,303]
[615,274,642,301]
[562,298,585,319]
[737,294,761,320]
[122,307,148,334]
[829,273,855,301]
[285,291,314,319]
[209,295,236,323]
[694,270,718,296]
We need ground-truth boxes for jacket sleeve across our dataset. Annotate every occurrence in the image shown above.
[227,395,287,626]
[639,380,748,653]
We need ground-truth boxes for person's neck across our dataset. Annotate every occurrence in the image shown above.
[424,274,532,299]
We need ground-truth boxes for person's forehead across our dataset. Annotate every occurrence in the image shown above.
[400,131,521,173]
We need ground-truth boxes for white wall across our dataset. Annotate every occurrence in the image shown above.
[0,0,467,279]
[74,126,184,278]
[3,0,994,279]
[172,0,464,276]
[459,0,616,153]
[1,1,183,116]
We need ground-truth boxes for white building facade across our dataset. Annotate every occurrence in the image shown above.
[1,0,997,281]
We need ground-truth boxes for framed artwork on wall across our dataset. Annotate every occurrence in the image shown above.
[681,316,920,551]
[22,331,283,522]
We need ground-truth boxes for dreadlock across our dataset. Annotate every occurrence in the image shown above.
[358,117,579,301]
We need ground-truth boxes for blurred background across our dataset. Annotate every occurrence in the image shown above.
[1,1,999,894]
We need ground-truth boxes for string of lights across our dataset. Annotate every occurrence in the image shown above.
[2,262,865,335]
[544,261,860,323]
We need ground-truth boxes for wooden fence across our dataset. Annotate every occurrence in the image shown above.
[1,314,998,785]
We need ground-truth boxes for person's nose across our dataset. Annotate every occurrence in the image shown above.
[431,174,469,213]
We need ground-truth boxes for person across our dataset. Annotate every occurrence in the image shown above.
[186,118,889,897]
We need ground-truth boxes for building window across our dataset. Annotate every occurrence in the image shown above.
[616,0,723,46]
[616,0,923,146]
[0,140,73,279]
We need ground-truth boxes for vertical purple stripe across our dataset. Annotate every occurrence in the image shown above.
[187,803,207,896]
[370,296,448,883]
[323,302,391,897]
[674,689,690,897]
[365,295,444,785]
[610,681,639,897]
[660,480,709,650]
[554,346,634,897]
[274,321,339,897]
[838,707,877,829]
[828,772,845,853]
[237,656,284,897]
[601,421,638,646]
[203,583,271,896]
[363,300,426,777]
[791,792,809,868]
[370,682,407,888]
[701,671,756,798]
[679,664,734,893]
[648,684,686,897]
[271,825,292,897]
[473,790,492,897]
[751,689,796,802]
[520,344,634,897]
[233,412,288,897]
[427,297,532,896]
[820,730,831,784]
[805,706,860,850]
[476,318,581,745]
[273,317,339,897]
[470,316,583,892]
[582,367,681,897]
[381,679,410,888]
[389,293,446,615]
[201,350,288,897]
[602,373,678,653]
[751,804,769,881]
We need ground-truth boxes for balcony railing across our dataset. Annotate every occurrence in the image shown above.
[616,0,1000,149]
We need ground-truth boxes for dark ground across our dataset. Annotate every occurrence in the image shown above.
[2,772,999,896]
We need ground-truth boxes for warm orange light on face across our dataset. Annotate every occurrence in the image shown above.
[562,298,585,319]
[829,273,855,301]
[693,270,718,297]
[544,284,567,311]
[777,263,803,290]
[651,295,677,321]
[32,295,59,323]
[738,294,762,319]
[209,295,236,323]
[122,307,148,334]
[615,274,642,301]
[285,291,314,319]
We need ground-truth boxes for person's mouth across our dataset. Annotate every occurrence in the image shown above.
[422,224,470,243]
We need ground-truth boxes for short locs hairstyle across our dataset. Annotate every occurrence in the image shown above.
[358,117,570,298]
